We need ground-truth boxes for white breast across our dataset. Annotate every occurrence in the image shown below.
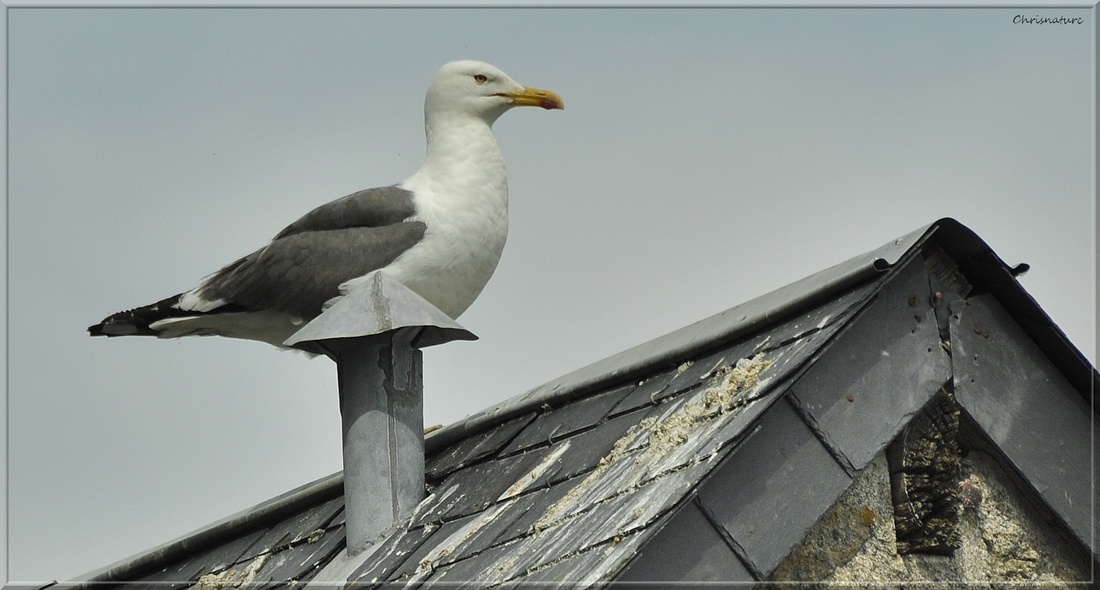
[341,119,510,319]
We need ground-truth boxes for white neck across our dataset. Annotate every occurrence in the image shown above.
[412,115,507,197]
[391,113,512,318]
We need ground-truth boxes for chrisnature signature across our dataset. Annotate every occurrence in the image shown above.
[1013,14,1085,25]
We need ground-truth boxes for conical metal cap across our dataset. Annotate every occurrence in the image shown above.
[284,271,477,353]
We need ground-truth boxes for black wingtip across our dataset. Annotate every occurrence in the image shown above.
[88,294,187,338]
[88,316,158,337]
[88,320,150,337]
[89,294,255,338]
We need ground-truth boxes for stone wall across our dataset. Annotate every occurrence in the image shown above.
[771,450,1090,588]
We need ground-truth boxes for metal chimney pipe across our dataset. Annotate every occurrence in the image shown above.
[284,272,475,555]
[331,329,423,552]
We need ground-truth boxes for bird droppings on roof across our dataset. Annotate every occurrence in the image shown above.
[409,501,515,582]
[675,360,693,375]
[531,418,651,534]
[526,346,796,550]
[497,442,572,502]
[191,554,269,589]
[643,354,773,468]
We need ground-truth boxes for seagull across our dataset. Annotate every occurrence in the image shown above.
[89,60,564,348]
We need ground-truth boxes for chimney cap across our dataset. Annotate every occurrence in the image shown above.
[284,271,477,353]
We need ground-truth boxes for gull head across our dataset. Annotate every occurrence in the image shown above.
[425,60,564,126]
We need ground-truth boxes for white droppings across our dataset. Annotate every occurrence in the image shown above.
[498,441,571,501]
[409,500,517,581]
[532,354,774,534]
[191,553,270,589]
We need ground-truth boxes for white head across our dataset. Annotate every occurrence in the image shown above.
[424,60,564,127]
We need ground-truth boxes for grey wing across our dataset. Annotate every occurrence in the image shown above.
[194,185,425,319]
[274,185,418,240]
[197,222,427,320]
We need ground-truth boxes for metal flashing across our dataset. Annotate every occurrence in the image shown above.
[928,219,1097,398]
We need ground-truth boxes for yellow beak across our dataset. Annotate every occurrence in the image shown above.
[497,85,565,110]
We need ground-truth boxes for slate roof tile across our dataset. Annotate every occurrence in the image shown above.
[433,491,548,562]
[607,368,678,417]
[506,527,662,588]
[534,405,659,488]
[492,469,711,586]
[343,524,435,586]
[236,495,344,562]
[380,512,487,582]
[697,398,855,576]
[617,500,754,584]
[413,445,556,525]
[951,292,1095,548]
[788,258,951,473]
[327,507,346,529]
[488,477,588,546]
[424,410,537,480]
[508,542,620,587]
[170,496,348,588]
[250,523,346,587]
[662,342,736,396]
[128,551,217,589]
[418,536,523,586]
[500,381,636,455]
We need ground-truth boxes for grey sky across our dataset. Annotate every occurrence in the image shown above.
[4,5,1095,584]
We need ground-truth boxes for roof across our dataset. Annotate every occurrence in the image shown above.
[41,217,1097,588]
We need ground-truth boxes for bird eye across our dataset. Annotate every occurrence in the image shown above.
[473,74,488,84]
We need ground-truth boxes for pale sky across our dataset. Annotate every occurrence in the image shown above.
[4,4,1096,584]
